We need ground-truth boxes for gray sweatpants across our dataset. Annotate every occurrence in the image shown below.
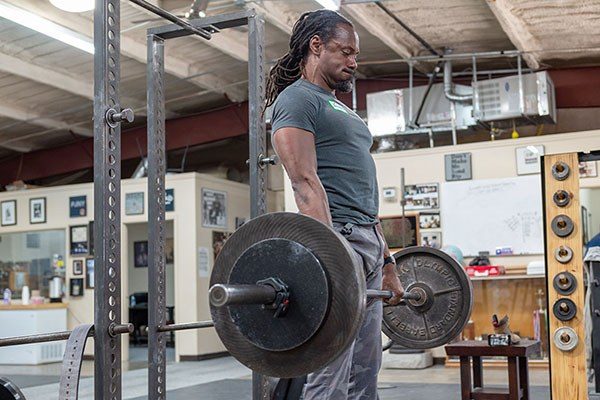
[302,223,384,400]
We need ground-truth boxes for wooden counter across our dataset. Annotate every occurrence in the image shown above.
[0,302,68,311]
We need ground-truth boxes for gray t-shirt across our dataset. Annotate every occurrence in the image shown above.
[271,79,378,225]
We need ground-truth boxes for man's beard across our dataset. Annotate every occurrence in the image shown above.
[332,79,353,93]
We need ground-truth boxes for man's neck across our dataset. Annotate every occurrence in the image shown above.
[301,70,335,95]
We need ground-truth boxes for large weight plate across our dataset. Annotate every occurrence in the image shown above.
[210,212,366,378]
[382,247,473,349]
[0,377,26,400]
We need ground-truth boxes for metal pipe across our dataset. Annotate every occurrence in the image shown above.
[157,321,214,332]
[127,0,212,39]
[443,60,472,102]
[410,49,521,62]
[0,323,133,347]
[413,61,442,127]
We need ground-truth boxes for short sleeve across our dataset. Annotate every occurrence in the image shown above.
[271,86,319,136]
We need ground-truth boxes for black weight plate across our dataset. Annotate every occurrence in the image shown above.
[228,238,330,351]
[552,161,570,181]
[551,214,574,237]
[553,271,577,295]
[553,298,577,321]
[0,377,26,400]
[382,247,473,349]
[210,212,365,378]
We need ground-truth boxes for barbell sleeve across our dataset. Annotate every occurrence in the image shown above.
[209,283,421,308]
[209,283,277,307]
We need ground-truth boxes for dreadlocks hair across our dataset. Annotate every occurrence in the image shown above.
[265,9,354,109]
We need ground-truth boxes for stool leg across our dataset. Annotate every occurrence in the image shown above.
[472,356,483,388]
[519,357,529,400]
[460,356,472,400]
[508,356,520,400]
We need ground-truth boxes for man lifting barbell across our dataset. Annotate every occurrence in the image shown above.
[208,9,472,400]
[266,10,403,400]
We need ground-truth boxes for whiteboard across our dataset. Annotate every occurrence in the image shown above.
[440,176,544,257]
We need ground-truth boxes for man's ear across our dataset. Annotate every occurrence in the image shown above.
[308,34,323,57]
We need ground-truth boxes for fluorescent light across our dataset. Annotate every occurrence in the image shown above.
[0,2,94,54]
[316,0,341,10]
[49,0,94,13]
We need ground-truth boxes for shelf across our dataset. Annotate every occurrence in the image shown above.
[445,357,549,369]
[470,274,546,281]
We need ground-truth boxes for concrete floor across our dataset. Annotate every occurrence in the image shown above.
[0,348,553,399]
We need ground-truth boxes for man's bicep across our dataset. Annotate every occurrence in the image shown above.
[272,127,318,179]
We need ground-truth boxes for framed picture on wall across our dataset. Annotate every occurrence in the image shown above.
[420,231,442,249]
[1,200,16,226]
[70,278,84,297]
[125,192,144,215]
[404,184,439,211]
[515,145,545,175]
[73,259,84,276]
[134,241,149,268]
[70,225,89,255]
[86,258,95,289]
[29,197,46,224]
[202,188,227,228]
[379,215,419,249]
[69,195,87,218]
[419,213,441,229]
[579,161,598,178]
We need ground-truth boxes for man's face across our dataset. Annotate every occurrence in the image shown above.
[318,24,359,92]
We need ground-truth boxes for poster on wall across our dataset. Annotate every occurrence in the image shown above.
[165,189,175,212]
[419,213,441,229]
[1,200,16,226]
[380,215,418,248]
[444,153,472,181]
[420,231,442,249]
[212,231,232,261]
[30,197,46,224]
[134,241,149,268]
[125,192,145,215]
[202,189,227,228]
[73,259,84,276]
[404,184,439,211]
[70,225,89,255]
[579,161,598,178]
[69,195,87,218]
[70,278,84,297]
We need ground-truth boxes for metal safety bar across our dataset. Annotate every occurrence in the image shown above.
[128,0,212,39]
[156,321,215,332]
[0,323,133,347]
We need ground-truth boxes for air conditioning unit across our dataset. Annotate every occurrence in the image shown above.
[473,71,556,126]
[366,84,476,136]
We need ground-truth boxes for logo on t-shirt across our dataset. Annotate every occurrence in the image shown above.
[328,100,349,114]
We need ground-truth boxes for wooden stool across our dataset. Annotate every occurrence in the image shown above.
[445,340,541,400]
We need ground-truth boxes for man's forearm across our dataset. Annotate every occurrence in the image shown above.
[291,176,332,226]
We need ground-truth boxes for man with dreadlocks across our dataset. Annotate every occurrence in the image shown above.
[267,9,405,400]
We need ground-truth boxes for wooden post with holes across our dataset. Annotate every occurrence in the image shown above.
[542,152,587,399]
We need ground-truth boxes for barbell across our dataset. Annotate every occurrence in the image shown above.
[209,212,473,378]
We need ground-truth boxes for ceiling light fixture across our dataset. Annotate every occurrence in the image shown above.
[0,2,94,54]
[49,0,94,13]
[316,0,341,11]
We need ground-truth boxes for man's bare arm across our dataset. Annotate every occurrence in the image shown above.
[273,127,332,226]
[375,221,405,304]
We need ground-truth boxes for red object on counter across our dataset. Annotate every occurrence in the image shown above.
[465,265,506,277]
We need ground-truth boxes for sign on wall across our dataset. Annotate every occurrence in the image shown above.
[165,189,175,212]
[515,145,545,175]
[69,195,87,218]
[202,189,227,228]
[444,153,472,181]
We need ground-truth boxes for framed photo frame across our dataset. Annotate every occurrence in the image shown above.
[404,184,439,211]
[29,197,46,224]
[73,259,84,276]
[419,213,441,229]
[1,200,16,226]
[134,240,149,268]
[420,231,442,249]
[70,278,84,297]
[86,258,95,289]
[202,188,227,228]
[70,225,89,255]
[69,195,87,218]
[125,192,145,215]
[579,161,598,178]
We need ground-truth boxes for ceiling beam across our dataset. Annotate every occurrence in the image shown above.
[485,0,540,69]
[248,1,295,35]
[3,0,246,102]
[0,142,33,153]
[0,101,92,138]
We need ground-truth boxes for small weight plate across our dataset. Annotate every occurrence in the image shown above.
[553,298,577,321]
[552,190,571,207]
[228,238,329,352]
[553,271,577,295]
[210,212,365,378]
[553,326,578,352]
[554,246,573,264]
[382,247,473,349]
[0,377,26,400]
[551,214,574,237]
[552,161,570,181]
